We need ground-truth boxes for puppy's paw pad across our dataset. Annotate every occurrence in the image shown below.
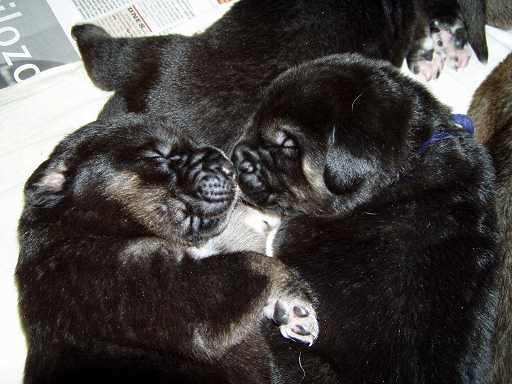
[264,298,319,346]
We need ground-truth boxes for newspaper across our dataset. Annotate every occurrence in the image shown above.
[0,0,237,89]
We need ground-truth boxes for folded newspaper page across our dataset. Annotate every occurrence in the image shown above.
[0,0,237,89]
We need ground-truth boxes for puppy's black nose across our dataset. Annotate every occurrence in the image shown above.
[232,144,260,175]
[206,159,235,179]
[202,150,235,178]
[238,160,255,174]
[196,174,233,202]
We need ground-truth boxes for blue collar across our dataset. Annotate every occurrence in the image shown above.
[419,114,475,155]
[452,114,475,135]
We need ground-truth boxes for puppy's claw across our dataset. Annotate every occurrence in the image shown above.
[279,324,315,347]
[292,324,309,336]
[293,305,309,317]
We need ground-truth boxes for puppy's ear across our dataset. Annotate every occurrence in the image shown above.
[323,148,372,197]
[25,159,67,208]
[458,0,488,62]
[71,24,169,91]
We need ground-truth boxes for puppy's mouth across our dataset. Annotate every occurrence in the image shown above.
[174,176,239,244]
[183,175,237,213]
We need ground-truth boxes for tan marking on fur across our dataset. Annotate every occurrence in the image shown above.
[103,171,179,236]
[302,155,330,197]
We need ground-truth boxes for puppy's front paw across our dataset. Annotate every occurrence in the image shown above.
[412,51,445,81]
[264,297,319,346]
[431,20,471,71]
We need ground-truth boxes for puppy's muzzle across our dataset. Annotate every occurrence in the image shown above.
[232,144,272,204]
[176,148,237,241]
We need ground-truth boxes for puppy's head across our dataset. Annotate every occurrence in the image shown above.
[25,115,237,246]
[233,54,450,215]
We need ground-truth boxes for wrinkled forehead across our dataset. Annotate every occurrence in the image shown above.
[115,120,194,148]
[69,118,197,160]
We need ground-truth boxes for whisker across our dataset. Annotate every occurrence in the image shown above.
[352,92,363,112]
[298,351,306,381]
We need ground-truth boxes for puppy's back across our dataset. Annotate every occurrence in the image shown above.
[486,0,512,29]
[469,52,512,384]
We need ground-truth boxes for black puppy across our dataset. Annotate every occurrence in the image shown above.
[16,114,319,384]
[71,0,487,153]
[234,54,498,383]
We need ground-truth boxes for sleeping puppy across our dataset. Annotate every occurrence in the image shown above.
[469,52,512,384]
[234,54,498,383]
[16,114,319,384]
[70,0,487,153]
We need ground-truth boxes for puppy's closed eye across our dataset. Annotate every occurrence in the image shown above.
[275,131,297,148]
[142,150,186,165]
[271,131,299,158]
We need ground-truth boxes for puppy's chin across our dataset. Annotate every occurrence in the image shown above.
[175,190,239,246]
[180,211,232,245]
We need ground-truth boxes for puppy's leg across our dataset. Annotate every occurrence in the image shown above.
[17,246,319,375]
[423,0,487,63]
[188,252,320,356]
[407,32,446,81]
[407,19,472,80]
[408,0,487,80]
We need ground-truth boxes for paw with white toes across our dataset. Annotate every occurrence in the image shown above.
[413,51,445,81]
[431,20,472,71]
[264,297,319,346]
